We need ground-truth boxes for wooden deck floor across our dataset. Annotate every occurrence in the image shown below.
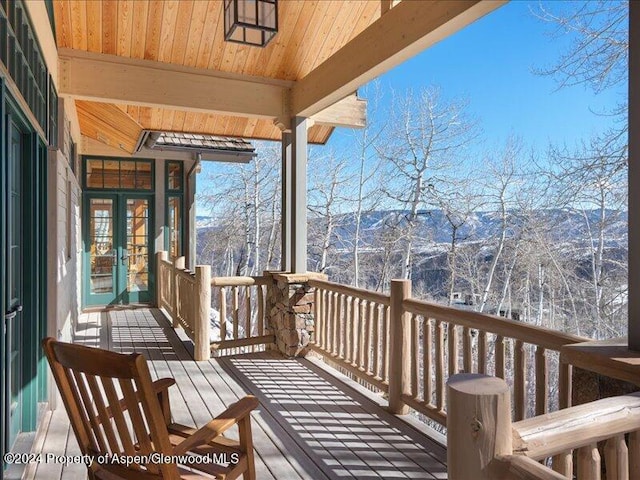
[26,308,447,480]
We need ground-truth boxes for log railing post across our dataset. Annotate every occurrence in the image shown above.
[193,265,211,361]
[447,373,512,480]
[172,256,185,327]
[388,279,411,414]
[156,251,168,308]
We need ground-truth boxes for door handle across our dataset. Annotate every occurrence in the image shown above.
[121,249,129,265]
[4,304,23,320]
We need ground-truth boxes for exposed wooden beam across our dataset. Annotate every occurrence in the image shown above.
[292,0,506,117]
[76,101,143,153]
[311,94,367,129]
[58,48,292,119]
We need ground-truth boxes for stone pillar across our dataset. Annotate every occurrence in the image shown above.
[265,271,327,357]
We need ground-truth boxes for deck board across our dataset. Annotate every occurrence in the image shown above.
[27,307,447,479]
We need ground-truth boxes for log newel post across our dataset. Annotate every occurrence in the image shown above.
[193,265,211,361]
[388,279,411,414]
[156,251,168,308]
[447,373,512,480]
[172,256,185,328]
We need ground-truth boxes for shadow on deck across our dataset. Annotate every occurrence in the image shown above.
[27,308,447,480]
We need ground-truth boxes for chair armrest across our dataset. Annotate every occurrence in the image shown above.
[153,378,176,424]
[173,396,259,456]
[153,378,176,393]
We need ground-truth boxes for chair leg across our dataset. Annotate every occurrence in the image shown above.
[239,417,256,480]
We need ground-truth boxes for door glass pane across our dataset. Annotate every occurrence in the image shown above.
[127,198,149,292]
[89,199,114,294]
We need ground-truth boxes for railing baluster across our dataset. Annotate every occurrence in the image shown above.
[219,287,227,341]
[336,293,344,359]
[478,330,487,374]
[535,346,548,415]
[514,340,526,421]
[361,302,376,373]
[232,285,239,340]
[577,444,601,480]
[448,322,459,376]
[552,451,573,478]
[559,363,572,409]
[629,431,640,478]
[245,286,251,338]
[257,284,264,336]
[352,298,360,366]
[436,320,445,411]
[463,326,472,373]
[383,305,390,383]
[605,435,629,480]
[359,300,366,370]
[361,300,370,372]
[322,289,329,350]
[495,335,505,379]
[410,314,418,397]
[423,317,432,405]
[373,304,380,379]
[329,292,337,355]
[344,295,352,361]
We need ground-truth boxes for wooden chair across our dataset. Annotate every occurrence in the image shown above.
[42,337,258,480]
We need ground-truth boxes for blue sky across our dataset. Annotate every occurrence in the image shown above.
[327,0,624,154]
[199,1,626,213]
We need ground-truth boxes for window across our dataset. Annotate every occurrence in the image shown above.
[84,158,154,191]
[165,161,184,259]
[167,161,183,191]
[167,197,182,260]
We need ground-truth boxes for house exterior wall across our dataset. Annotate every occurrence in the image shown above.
[47,101,81,351]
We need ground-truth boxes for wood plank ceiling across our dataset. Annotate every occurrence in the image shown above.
[54,1,382,150]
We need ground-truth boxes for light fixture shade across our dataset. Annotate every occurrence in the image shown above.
[224,0,278,47]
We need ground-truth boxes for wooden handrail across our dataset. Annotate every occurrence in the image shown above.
[403,298,586,350]
[308,278,391,306]
[512,392,640,460]
[211,276,269,287]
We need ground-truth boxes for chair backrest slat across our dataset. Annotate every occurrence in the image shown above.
[72,370,110,454]
[119,378,159,474]
[85,374,122,454]
[102,377,137,457]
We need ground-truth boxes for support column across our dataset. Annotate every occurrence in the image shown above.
[291,117,308,273]
[281,132,292,272]
[629,0,639,350]
[265,272,326,357]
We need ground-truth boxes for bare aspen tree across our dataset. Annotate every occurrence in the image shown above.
[377,87,476,280]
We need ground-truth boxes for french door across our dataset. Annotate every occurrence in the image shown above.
[84,194,153,306]
[4,116,24,450]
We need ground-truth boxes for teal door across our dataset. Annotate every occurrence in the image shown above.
[84,194,153,306]
[4,117,24,449]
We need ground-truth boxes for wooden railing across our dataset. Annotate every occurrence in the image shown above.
[210,276,274,355]
[448,373,640,480]
[156,252,276,360]
[156,252,210,360]
[308,278,587,425]
[309,279,392,393]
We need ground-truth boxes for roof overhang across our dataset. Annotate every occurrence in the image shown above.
[51,0,505,152]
